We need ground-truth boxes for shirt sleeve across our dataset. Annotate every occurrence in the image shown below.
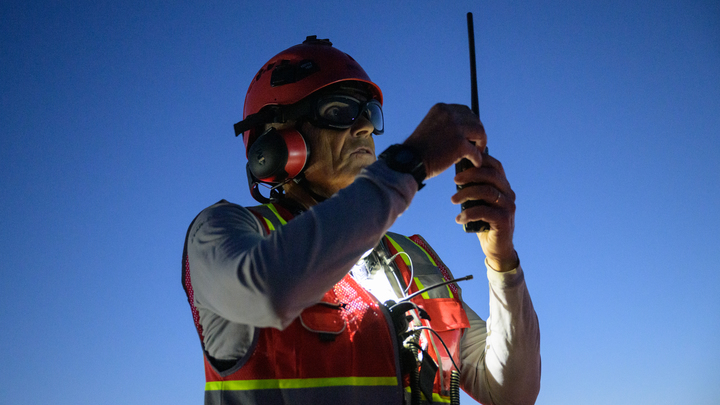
[186,161,418,334]
[459,263,541,405]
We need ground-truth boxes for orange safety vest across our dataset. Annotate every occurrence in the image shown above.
[182,201,470,404]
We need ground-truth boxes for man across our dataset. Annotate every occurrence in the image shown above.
[182,36,540,404]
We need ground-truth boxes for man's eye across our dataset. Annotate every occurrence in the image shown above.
[323,106,342,118]
[320,102,354,121]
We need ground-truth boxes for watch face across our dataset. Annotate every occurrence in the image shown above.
[380,144,426,189]
[396,149,413,164]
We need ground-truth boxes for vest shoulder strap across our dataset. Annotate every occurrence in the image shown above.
[246,202,296,234]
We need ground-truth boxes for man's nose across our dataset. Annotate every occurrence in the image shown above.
[350,115,374,138]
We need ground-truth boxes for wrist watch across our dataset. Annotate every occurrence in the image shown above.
[378,144,426,190]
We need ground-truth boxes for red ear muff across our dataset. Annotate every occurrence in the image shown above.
[247,127,309,183]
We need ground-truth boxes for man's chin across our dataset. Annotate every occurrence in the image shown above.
[354,155,376,170]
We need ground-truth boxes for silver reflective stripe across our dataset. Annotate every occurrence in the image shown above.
[205,383,403,405]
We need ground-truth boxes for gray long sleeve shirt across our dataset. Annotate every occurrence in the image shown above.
[185,160,540,404]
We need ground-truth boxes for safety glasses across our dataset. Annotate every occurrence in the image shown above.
[310,95,384,135]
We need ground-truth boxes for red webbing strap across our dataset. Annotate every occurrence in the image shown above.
[270,202,295,223]
[182,210,206,344]
[183,253,204,343]
[408,235,459,297]
[247,208,271,235]
[247,202,296,235]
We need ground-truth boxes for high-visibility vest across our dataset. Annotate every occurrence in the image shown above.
[182,201,469,404]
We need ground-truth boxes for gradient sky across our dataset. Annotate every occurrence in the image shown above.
[2,1,719,404]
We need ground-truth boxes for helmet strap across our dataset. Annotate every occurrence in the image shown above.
[289,173,328,207]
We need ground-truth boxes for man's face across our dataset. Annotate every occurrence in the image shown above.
[300,105,376,197]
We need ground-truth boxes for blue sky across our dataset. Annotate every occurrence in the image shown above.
[1,1,718,404]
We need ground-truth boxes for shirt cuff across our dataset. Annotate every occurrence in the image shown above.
[485,257,525,289]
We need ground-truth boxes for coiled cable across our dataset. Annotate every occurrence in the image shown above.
[450,370,460,405]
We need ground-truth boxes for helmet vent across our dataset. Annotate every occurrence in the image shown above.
[270,59,320,87]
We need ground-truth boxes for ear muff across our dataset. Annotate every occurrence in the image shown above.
[247,127,309,183]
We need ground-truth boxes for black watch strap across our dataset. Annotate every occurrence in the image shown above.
[378,144,426,190]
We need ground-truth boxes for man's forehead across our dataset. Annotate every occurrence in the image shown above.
[320,83,371,101]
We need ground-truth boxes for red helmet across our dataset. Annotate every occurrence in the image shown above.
[236,36,383,152]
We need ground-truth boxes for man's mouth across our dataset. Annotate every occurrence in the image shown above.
[350,146,374,156]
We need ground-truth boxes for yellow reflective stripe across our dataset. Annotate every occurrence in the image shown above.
[206,376,398,391]
[409,238,453,298]
[413,277,431,299]
[263,217,275,232]
[385,235,410,266]
[403,386,452,403]
[434,395,452,403]
[414,278,453,298]
[267,203,287,225]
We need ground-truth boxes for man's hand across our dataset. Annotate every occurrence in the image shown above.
[402,103,517,271]
[403,103,486,179]
[452,153,518,272]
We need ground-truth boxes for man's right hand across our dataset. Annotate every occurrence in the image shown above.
[403,103,487,179]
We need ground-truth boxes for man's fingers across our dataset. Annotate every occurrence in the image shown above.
[460,146,484,168]
[478,153,507,176]
[452,183,514,207]
[454,164,512,195]
[455,204,501,225]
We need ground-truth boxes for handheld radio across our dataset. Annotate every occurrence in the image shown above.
[455,12,491,233]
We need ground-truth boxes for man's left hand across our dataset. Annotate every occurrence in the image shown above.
[451,152,519,272]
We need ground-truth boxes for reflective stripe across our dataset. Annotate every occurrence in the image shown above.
[408,234,459,298]
[385,235,411,266]
[263,217,275,231]
[446,285,455,299]
[404,386,452,403]
[206,376,398,391]
[408,238,454,299]
[267,203,287,225]
[415,280,454,302]
[413,277,431,300]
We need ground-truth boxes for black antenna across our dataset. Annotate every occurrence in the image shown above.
[468,12,479,117]
[397,274,474,303]
[455,12,490,233]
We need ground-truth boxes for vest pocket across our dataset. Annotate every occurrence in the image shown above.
[299,301,347,339]
[419,298,470,331]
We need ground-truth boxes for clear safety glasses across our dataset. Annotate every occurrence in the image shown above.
[310,95,384,135]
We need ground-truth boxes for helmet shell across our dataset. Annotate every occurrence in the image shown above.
[241,37,383,151]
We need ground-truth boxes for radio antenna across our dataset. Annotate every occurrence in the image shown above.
[456,12,490,233]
